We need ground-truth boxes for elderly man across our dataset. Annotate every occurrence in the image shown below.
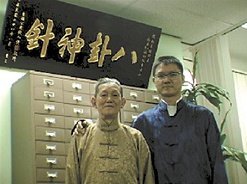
[66,77,154,184]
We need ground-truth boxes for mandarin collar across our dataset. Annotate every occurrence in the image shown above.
[159,98,186,112]
[96,118,121,131]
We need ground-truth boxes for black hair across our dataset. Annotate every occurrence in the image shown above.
[152,56,184,76]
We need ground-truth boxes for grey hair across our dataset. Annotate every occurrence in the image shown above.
[94,77,123,97]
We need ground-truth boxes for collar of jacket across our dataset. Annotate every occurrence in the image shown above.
[96,118,121,131]
[158,98,186,113]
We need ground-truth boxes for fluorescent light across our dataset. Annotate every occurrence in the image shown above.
[241,23,247,29]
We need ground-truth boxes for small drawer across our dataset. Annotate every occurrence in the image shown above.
[36,155,66,169]
[123,100,146,113]
[64,117,85,129]
[33,75,63,89]
[123,88,144,102]
[63,92,91,106]
[143,103,156,111]
[65,129,72,143]
[34,114,64,128]
[36,127,65,142]
[36,141,66,155]
[145,90,160,103]
[34,88,63,102]
[63,79,90,93]
[64,117,94,134]
[34,101,64,115]
[64,104,91,118]
[89,82,96,94]
[121,110,139,123]
[36,168,65,182]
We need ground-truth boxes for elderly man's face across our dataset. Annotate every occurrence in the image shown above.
[91,82,125,119]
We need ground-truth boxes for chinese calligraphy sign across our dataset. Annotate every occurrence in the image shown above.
[0,0,161,88]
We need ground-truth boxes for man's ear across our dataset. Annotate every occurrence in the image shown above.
[121,97,126,108]
[152,76,155,83]
[91,96,97,108]
[182,74,185,83]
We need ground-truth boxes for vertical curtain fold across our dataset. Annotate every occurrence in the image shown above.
[233,71,247,154]
[191,35,247,183]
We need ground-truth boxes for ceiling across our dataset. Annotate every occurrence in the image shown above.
[59,0,247,46]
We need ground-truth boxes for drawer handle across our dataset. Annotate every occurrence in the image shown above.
[74,108,84,114]
[46,158,57,165]
[72,83,82,90]
[130,92,138,98]
[43,79,54,86]
[152,95,160,101]
[47,171,58,178]
[44,91,55,98]
[46,130,56,137]
[44,104,55,111]
[131,115,138,120]
[130,103,139,109]
[73,95,82,102]
[45,117,56,124]
[46,145,56,151]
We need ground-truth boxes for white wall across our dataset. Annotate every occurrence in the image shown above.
[0,68,26,184]
[231,58,247,73]
[0,3,23,183]
[148,34,183,90]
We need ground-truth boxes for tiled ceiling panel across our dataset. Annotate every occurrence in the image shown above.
[50,0,247,64]
[59,0,247,45]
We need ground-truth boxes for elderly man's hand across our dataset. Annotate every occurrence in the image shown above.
[71,119,93,136]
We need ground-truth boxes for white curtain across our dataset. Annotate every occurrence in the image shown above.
[233,71,247,154]
[192,35,247,183]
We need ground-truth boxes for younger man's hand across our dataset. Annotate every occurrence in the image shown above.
[71,119,93,136]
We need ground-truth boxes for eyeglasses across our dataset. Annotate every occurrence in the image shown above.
[154,72,181,80]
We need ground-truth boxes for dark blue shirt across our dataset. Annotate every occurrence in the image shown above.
[132,99,228,184]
